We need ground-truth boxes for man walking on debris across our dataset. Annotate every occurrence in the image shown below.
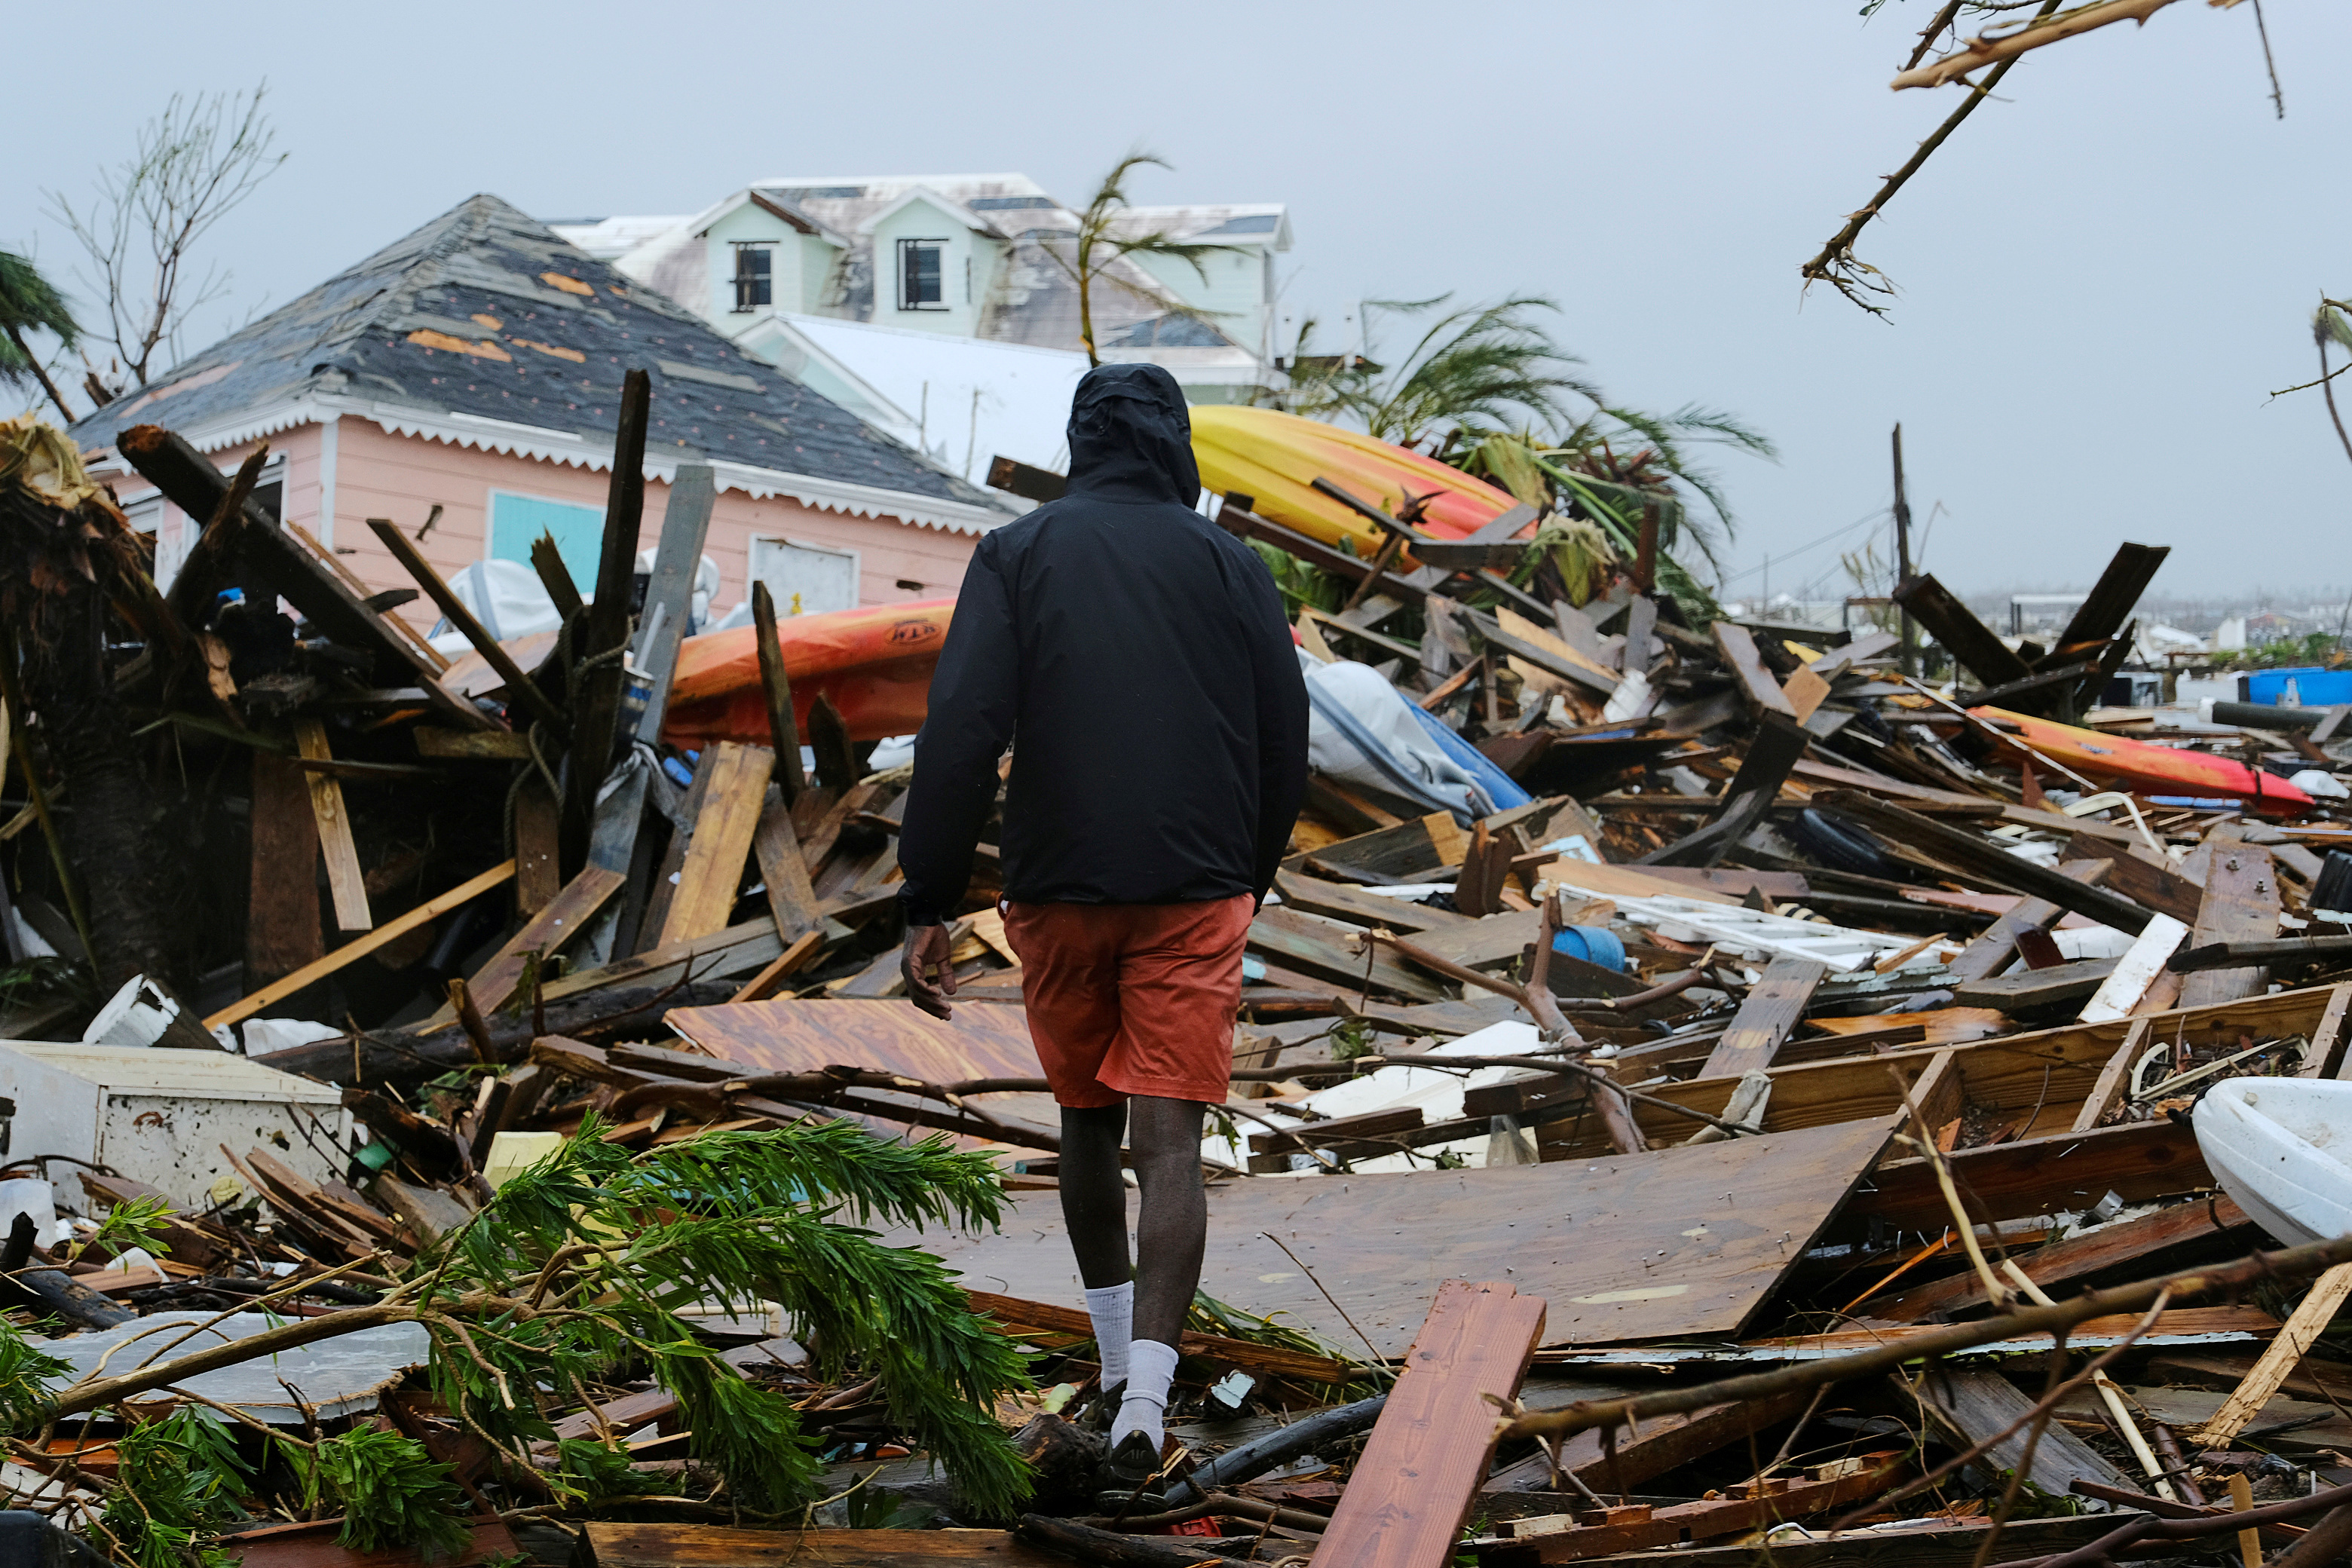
[897,362,1309,1505]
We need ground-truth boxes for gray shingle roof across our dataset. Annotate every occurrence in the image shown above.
[70,193,1006,515]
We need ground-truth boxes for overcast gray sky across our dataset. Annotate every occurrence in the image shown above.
[11,1,2346,606]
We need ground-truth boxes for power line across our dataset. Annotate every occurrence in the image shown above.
[1716,501,1892,590]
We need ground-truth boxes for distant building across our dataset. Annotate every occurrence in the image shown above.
[68,194,1007,636]
[552,174,1291,407]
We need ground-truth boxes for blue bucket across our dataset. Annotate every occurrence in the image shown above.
[1551,925,1629,972]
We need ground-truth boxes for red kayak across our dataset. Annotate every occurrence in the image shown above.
[663,599,954,749]
[1972,706,2317,816]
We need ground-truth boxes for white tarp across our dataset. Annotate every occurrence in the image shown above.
[1301,655,1496,821]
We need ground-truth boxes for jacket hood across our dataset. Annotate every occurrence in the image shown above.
[1064,362,1200,505]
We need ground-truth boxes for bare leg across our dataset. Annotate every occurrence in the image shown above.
[1058,1103,1131,1290]
[1126,1096,1207,1346]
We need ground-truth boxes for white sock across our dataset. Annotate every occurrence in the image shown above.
[1111,1337,1179,1450]
[1083,1282,1134,1390]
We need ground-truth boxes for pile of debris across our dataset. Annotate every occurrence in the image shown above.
[7,393,2352,1568]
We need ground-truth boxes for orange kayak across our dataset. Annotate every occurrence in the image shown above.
[1972,706,2317,816]
[663,599,954,749]
[1190,406,1524,558]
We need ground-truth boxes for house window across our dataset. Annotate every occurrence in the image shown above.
[749,536,859,617]
[488,491,605,590]
[732,244,773,312]
[898,239,945,311]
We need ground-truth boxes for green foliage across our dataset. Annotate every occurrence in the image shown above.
[0,1330,71,1430]
[98,1409,249,1568]
[1248,539,1345,616]
[1282,296,1597,452]
[419,1118,1032,1516]
[69,1193,173,1266]
[554,1437,663,1501]
[0,251,80,390]
[287,1426,472,1559]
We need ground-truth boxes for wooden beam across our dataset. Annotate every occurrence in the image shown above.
[206,861,517,1030]
[1698,957,1828,1079]
[292,720,372,933]
[423,865,625,1027]
[245,750,322,985]
[582,1522,1065,1567]
[1919,1365,2133,1494]
[1816,792,2156,935]
[656,742,773,947]
[568,369,651,828]
[1893,572,2033,691]
[752,788,822,942]
[1312,1280,1547,1567]
[513,774,560,917]
[2177,838,2280,1010]
[1945,860,2114,983]
[2191,1263,2352,1447]
[2059,543,2171,651]
[2072,1016,2153,1132]
[1711,621,1799,718]
[749,581,807,801]
[363,519,567,737]
[1953,956,2118,1011]
[2060,833,2203,924]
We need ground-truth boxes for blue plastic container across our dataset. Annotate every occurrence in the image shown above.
[1551,924,1630,972]
[2244,667,2352,706]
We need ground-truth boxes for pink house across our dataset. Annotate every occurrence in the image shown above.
[72,194,1010,640]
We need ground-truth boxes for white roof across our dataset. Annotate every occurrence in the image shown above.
[546,214,692,259]
[0,1042,345,1101]
[740,313,1087,484]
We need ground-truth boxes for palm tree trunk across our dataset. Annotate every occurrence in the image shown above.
[4,323,77,425]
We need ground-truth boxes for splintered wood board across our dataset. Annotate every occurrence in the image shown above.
[668,997,1045,1082]
[580,1523,1063,1566]
[887,1116,1896,1355]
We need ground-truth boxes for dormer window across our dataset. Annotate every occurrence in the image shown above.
[898,239,945,310]
[732,244,772,312]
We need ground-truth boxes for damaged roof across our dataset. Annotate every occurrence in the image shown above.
[70,193,1007,523]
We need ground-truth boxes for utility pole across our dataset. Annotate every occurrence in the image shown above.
[1891,422,1917,678]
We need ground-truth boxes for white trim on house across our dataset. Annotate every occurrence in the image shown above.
[316,413,340,550]
[82,394,1009,537]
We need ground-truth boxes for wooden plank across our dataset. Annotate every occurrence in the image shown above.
[890,1117,1897,1355]
[205,861,518,1031]
[2177,840,2281,1011]
[580,1523,1065,1566]
[2072,1016,2152,1132]
[247,750,322,985]
[292,720,372,932]
[968,1289,1354,1384]
[1922,1365,2133,1494]
[513,773,560,917]
[2058,543,2170,649]
[540,917,785,1005]
[752,788,822,942]
[2298,982,2352,1079]
[749,581,807,801]
[2192,1263,2352,1447]
[1314,1280,1546,1568]
[428,867,626,1026]
[1845,1118,2213,1239]
[2060,833,2203,924]
[414,727,533,760]
[1954,957,2118,1010]
[1698,957,1828,1079]
[728,929,825,1003]
[1818,792,2155,936]
[364,518,568,734]
[1476,1456,1907,1563]
[1273,869,1474,936]
[1552,1516,2151,1568]
[2078,914,2191,1024]
[1249,904,1450,1001]
[1892,572,2033,690]
[1945,861,2113,984]
[657,743,775,947]
[1711,621,1799,717]
[222,1516,519,1568]
[1862,1194,2254,1322]
[1484,1391,1811,1496]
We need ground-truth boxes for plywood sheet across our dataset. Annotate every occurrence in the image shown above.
[887,1116,1896,1355]
[668,997,1044,1083]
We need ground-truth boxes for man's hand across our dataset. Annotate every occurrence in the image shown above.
[902,922,958,1020]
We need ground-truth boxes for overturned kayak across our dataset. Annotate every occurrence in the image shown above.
[1190,405,1524,558]
[662,599,954,749]
[1971,706,2317,816]
[2194,1077,2352,1248]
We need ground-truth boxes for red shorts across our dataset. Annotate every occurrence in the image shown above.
[1003,895,1254,1108]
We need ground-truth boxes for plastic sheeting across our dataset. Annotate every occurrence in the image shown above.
[428,553,722,657]
[1300,655,1528,824]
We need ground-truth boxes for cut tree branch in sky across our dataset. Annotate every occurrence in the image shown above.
[1891,0,2185,90]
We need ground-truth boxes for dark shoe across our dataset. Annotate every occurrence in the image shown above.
[1092,1429,1168,1512]
[1077,1379,1126,1435]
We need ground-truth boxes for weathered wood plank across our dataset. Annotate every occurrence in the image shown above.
[657,742,774,947]
[752,787,823,942]
[2177,838,2281,1011]
[2192,1263,2352,1447]
[247,750,323,985]
[2060,832,2203,924]
[513,773,561,917]
[1863,1193,2253,1322]
[1820,793,2154,936]
[2071,1016,2152,1132]
[1249,904,1449,1002]
[1945,861,2113,983]
[1698,957,1827,1079]
[580,1522,1064,1566]
[1711,621,1799,718]
[1920,1365,2135,1494]
[427,866,625,1027]
[292,720,372,932]
[1313,1280,1547,1568]
[1953,956,2118,1010]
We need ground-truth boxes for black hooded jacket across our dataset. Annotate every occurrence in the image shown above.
[896,363,1309,925]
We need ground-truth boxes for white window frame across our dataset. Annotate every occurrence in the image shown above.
[749,534,862,617]
[897,237,948,311]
